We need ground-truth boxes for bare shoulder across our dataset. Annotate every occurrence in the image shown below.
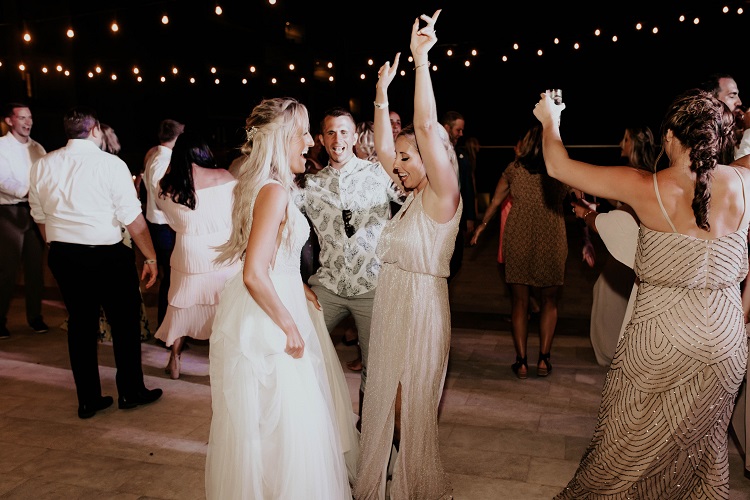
[256,180,287,203]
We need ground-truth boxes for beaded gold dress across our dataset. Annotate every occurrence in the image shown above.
[556,174,749,499]
[354,190,461,500]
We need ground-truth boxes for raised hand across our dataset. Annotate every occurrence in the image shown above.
[376,52,401,93]
[533,91,565,127]
[411,9,441,60]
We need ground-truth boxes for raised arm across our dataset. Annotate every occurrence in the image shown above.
[411,9,460,221]
[374,52,401,186]
[243,182,304,359]
[533,92,650,208]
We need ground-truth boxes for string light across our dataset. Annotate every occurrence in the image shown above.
[4,3,741,90]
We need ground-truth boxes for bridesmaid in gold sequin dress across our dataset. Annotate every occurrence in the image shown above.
[353,10,461,500]
[534,89,750,498]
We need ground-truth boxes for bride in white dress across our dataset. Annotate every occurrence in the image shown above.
[205,97,355,499]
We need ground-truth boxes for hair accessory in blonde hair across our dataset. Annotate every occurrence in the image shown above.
[246,126,259,141]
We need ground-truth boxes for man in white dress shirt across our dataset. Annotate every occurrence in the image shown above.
[142,119,184,329]
[297,106,404,429]
[0,103,49,339]
[29,106,162,419]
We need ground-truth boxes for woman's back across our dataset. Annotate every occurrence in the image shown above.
[639,164,750,239]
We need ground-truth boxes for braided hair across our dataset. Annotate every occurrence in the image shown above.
[659,89,730,231]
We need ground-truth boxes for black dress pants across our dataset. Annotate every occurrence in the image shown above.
[48,241,146,405]
[0,203,44,326]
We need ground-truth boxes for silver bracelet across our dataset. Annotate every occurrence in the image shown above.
[144,259,157,264]
[373,101,389,109]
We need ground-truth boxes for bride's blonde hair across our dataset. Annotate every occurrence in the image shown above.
[215,97,309,264]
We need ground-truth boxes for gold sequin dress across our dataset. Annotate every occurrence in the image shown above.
[556,174,749,499]
[354,190,461,500]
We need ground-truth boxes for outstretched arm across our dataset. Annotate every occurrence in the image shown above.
[533,92,650,209]
[374,53,401,186]
[411,9,460,222]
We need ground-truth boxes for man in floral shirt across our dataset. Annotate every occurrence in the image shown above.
[297,106,403,428]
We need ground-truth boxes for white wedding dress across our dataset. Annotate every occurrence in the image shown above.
[205,180,355,499]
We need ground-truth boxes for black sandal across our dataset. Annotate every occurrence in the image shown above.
[511,356,528,379]
[537,352,552,377]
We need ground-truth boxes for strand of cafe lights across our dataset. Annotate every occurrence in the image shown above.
[1,2,745,92]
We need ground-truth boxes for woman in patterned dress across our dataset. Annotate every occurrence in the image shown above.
[536,88,750,498]
[471,124,573,379]
[353,9,462,499]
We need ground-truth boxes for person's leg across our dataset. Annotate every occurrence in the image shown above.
[509,283,530,378]
[48,243,104,406]
[349,290,375,431]
[348,290,375,394]
[537,285,560,376]
[0,206,23,336]
[101,243,150,399]
[148,222,175,328]
[22,215,45,327]
[167,336,185,379]
[309,280,351,336]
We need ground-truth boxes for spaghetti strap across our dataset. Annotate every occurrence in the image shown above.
[652,174,677,233]
[732,166,747,230]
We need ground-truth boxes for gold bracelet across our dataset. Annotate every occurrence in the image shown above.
[582,210,595,221]
[414,60,430,70]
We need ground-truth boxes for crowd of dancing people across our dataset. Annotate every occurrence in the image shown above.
[4,5,750,498]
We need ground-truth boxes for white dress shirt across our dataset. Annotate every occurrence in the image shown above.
[29,139,142,245]
[0,132,46,205]
[297,156,404,297]
[143,145,172,224]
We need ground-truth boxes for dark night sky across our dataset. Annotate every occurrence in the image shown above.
[0,0,747,171]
